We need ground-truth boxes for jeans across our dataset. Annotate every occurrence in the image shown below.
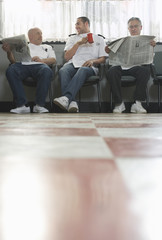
[6,63,53,107]
[59,63,95,102]
[106,65,151,104]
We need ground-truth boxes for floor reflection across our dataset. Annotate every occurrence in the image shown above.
[0,159,142,240]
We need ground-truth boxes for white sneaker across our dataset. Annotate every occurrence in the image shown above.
[10,105,30,114]
[113,102,125,113]
[131,101,147,113]
[33,105,49,113]
[53,96,69,111]
[68,101,79,113]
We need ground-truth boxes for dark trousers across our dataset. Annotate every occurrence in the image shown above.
[106,65,151,104]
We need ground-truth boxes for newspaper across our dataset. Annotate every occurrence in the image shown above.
[2,34,32,62]
[108,35,155,67]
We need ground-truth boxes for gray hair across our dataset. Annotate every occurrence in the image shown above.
[128,17,142,26]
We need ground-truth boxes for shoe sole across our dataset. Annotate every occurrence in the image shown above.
[53,99,68,111]
[113,112,123,113]
[10,110,30,114]
[131,111,147,113]
[68,107,79,113]
[113,108,126,113]
[33,110,49,113]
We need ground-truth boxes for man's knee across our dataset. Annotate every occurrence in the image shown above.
[6,64,16,78]
[59,66,66,76]
[59,65,72,78]
[40,65,53,78]
[106,66,122,83]
[77,67,94,77]
[108,66,121,75]
[78,66,89,72]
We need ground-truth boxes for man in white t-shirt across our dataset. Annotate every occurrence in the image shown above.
[54,16,107,113]
[2,27,56,114]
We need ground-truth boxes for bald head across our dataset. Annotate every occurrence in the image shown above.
[28,28,43,45]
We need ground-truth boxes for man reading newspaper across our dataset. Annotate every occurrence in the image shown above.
[2,28,56,114]
[105,17,156,113]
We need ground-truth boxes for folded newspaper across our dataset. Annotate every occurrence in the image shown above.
[107,35,155,68]
[2,34,31,62]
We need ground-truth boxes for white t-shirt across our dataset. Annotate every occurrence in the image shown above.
[64,33,108,74]
[22,43,56,65]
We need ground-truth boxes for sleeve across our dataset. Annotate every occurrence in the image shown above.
[98,36,108,58]
[64,36,76,51]
[47,45,56,59]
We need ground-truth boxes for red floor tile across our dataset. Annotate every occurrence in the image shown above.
[95,123,162,128]
[0,127,99,136]
[104,138,162,158]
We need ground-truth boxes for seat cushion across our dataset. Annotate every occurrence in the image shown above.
[154,75,162,85]
[121,76,136,87]
[83,76,100,87]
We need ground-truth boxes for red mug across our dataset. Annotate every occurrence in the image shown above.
[87,33,94,43]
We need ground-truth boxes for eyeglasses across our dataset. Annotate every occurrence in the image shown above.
[128,25,141,29]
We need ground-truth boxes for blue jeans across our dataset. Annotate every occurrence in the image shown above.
[59,63,95,102]
[6,63,53,107]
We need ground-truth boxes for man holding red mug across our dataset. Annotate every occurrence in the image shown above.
[54,16,107,113]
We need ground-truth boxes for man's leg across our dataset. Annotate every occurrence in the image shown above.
[59,63,78,95]
[128,66,150,113]
[6,63,29,107]
[64,66,95,102]
[106,65,123,104]
[32,64,53,107]
[54,65,95,112]
[128,65,150,101]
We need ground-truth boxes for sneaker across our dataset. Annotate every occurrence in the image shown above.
[10,105,30,114]
[33,105,49,113]
[68,101,79,113]
[131,101,147,113]
[53,96,69,111]
[113,102,125,113]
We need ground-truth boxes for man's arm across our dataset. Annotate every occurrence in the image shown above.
[31,56,56,66]
[82,56,106,67]
[2,43,16,64]
[64,37,88,61]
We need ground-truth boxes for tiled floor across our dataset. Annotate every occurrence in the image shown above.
[0,113,162,240]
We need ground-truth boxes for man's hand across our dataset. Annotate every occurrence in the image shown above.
[2,42,15,63]
[150,40,156,47]
[77,37,88,46]
[2,43,11,53]
[105,45,111,54]
[82,60,94,67]
[32,56,43,63]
